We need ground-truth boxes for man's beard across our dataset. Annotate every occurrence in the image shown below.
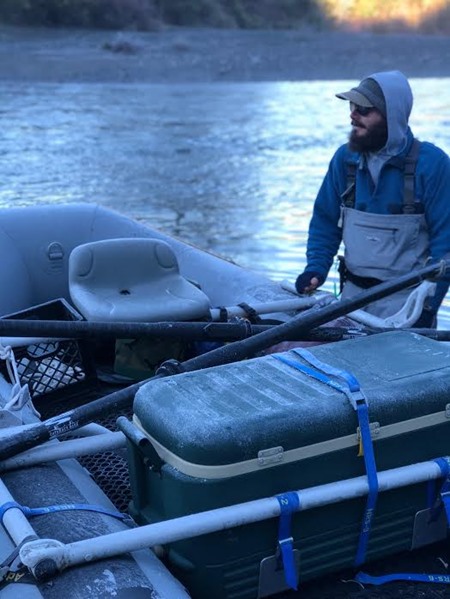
[349,119,388,153]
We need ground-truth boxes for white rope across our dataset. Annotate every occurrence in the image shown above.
[0,344,40,417]
[282,280,436,329]
[349,281,436,328]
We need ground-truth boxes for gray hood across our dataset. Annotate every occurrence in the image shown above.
[371,70,412,154]
[364,70,413,183]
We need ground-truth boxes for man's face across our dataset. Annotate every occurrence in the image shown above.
[348,103,388,153]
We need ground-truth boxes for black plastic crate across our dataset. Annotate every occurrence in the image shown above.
[0,299,97,406]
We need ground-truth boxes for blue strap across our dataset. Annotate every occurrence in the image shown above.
[292,348,361,393]
[292,348,366,409]
[273,355,350,396]
[435,457,450,524]
[427,457,450,517]
[425,457,450,523]
[0,501,131,524]
[357,457,450,586]
[434,457,450,478]
[426,479,438,510]
[354,401,379,567]
[276,492,300,591]
[274,348,379,567]
[356,571,450,585]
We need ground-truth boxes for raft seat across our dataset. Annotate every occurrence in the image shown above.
[68,238,211,322]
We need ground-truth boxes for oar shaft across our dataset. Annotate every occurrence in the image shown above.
[1,318,449,344]
[0,295,329,340]
[285,326,450,343]
[0,319,267,341]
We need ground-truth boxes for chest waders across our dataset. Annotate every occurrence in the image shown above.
[338,140,431,320]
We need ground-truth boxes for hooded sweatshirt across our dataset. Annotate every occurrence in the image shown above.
[304,70,450,312]
[365,71,412,184]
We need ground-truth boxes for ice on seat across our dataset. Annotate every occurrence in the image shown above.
[68,238,211,322]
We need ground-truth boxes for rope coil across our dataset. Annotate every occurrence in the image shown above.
[0,344,40,417]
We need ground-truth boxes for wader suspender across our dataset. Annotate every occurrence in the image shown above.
[401,138,421,214]
[342,138,421,212]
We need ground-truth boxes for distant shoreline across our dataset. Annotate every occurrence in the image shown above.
[1,25,450,84]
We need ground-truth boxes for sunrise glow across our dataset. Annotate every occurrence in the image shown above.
[319,0,450,30]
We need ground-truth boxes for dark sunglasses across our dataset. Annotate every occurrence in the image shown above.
[350,102,375,117]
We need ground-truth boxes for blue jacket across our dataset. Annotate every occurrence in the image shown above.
[306,129,450,312]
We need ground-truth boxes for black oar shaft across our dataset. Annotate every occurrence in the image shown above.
[0,318,448,344]
[0,259,446,460]
[0,319,266,341]
[292,326,450,343]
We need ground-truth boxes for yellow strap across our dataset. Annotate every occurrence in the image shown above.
[358,436,364,457]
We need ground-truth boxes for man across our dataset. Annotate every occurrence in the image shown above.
[295,70,450,326]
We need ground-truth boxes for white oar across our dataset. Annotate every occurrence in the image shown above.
[0,432,125,472]
[208,291,333,321]
[18,457,447,578]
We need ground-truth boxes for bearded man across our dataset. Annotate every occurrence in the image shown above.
[295,70,450,327]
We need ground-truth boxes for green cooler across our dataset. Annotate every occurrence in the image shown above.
[126,331,450,598]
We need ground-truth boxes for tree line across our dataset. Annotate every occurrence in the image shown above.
[1,0,447,33]
[0,0,326,31]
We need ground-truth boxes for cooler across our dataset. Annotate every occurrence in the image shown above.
[126,331,450,598]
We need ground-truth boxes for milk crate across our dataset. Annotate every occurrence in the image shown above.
[0,299,97,407]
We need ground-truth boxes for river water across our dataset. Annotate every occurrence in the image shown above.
[2,78,450,323]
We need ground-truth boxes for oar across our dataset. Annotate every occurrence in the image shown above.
[0,319,271,342]
[1,318,449,344]
[208,293,330,320]
[285,326,450,343]
[0,293,333,343]
[0,260,446,460]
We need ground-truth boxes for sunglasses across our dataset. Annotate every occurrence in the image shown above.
[350,102,375,117]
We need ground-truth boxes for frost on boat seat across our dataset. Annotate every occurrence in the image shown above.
[68,238,211,322]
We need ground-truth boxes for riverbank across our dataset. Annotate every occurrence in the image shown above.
[1,25,450,83]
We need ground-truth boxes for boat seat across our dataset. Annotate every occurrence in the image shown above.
[68,238,211,322]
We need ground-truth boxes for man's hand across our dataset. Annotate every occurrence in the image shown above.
[295,271,324,294]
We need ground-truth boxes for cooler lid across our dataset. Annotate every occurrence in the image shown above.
[133,332,450,476]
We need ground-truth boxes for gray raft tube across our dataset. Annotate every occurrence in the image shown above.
[0,374,190,599]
